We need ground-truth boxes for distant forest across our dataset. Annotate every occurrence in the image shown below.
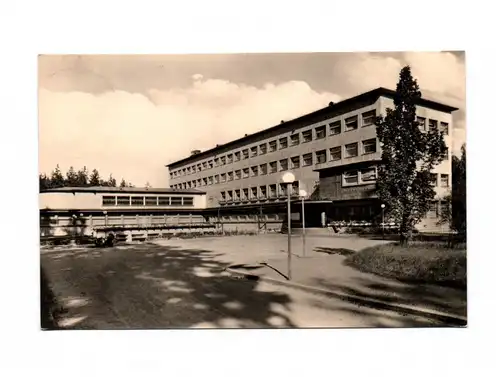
[39,165,136,191]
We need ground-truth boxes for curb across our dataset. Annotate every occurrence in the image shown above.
[226,267,467,326]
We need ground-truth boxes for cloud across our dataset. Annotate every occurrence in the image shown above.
[39,52,466,186]
[39,79,341,187]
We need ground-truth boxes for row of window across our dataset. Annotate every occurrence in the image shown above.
[170,114,449,180]
[171,139,380,189]
[170,110,378,179]
[102,195,194,207]
[417,117,449,134]
[430,173,450,188]
[220,182,300,202]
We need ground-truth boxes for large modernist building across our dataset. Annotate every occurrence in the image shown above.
[166,87,457,231]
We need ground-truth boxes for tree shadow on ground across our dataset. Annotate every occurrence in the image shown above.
[41,243,296,329]
[310,276,466,327]
[313,247,355,256]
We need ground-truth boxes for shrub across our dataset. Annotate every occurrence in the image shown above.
[344,243,466,289]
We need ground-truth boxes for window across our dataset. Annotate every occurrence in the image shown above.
[442,147,449,160]
[103,196,116,206]
[440,122,449,135]
[220,192,226,201]
[269,184,277,198]
[440,174,449,187]
[202,177,208,186]
[417,117,426,131]
[131,196,144,206]
[291,181,299,196]
[250,146,258,157]
[159,196,171,206]
[362,138,377,154]
[360,168,377,183]
[220,156,226,165]
[259,163,267,175]
[202,162,207,170]
[279,183,288,197]
[242,188,249,200]
[242,149,249,159]
[117,196,131,206]
[329,121,341,135]
[170,173,174,180]
[208,161,213,169]
[302,130,312,143]
[345,115,358,131]
[182,197,194,206]
[343,171,358,185]
[208,176,213,185]
[197,163,202,171]
[250,166,258,177]
[430,173,438,186]
[234,190,241,201]
[227,154,233,164]
[315,125,326,139]
[428,119,438,131]
[234,151,241,162]
[427,202,438,218]
[251,187,258,199]
[290,133,300,146]
[259,144,267,155]
[197,179,202,187]
[291,156,300,169]
[269,140,277,152]
[345,142,358,158]
[171,196,182,205]
[362,110,376,127]
[259,185,267,198]
[440,201,450,218]
[187,166,192,174]
[145,197,158,206]
[330,146,341,161]
[279,137,288,149]
[214,158,219,167]
[303,153,313,166]
[227,190,233,200]
[243,168,250,178]
[316,150,327,164]
[227,171,233,181]
[234,170,241,180]
[269,161,278,173]
[221,173,226,183]
[214,174,220,184]
[279,159,288,171]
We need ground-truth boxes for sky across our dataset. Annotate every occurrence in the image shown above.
[38,52,466,188]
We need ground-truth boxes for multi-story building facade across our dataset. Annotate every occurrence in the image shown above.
[167,87,457,231]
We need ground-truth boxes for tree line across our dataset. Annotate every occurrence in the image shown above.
[39,165,135,191]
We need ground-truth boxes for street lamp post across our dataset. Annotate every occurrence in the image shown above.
[299,189,308,257]
[381,204,386,240]
[282,171,295,280]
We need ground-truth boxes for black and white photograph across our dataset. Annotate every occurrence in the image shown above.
[38,52,467,330]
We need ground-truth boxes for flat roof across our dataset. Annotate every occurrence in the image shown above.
[40,186,206,195]
[166,87,459,168]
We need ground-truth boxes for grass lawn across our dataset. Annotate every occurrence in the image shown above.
[344,242,466,290]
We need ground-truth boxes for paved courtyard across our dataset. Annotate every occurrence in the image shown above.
[41,234,445,329]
